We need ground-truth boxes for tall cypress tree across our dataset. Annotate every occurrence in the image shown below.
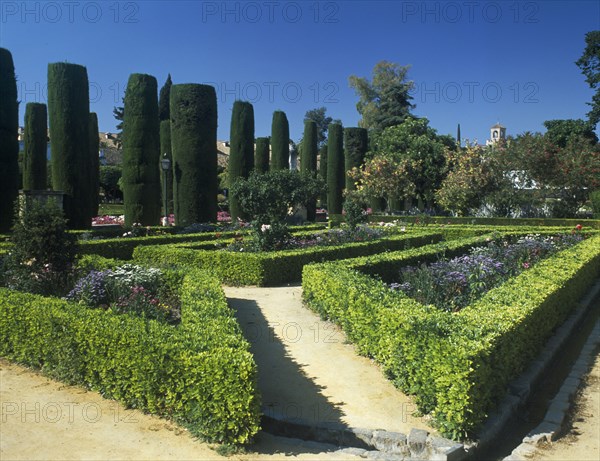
[0,48,20,231]
[343,127,368,191]
[23,103,48,191]
[270,110,289,170]
[254,137,270,174]
[159,120,173,217]
[158,74,172,122]
[327,123,344,214]
[89,112,100,217]
[170,84,218,226]
[318,144,328,206]
[301,120,318,221]
[47,62,91,229]
[228,100,255,221]
[122,73,161,227]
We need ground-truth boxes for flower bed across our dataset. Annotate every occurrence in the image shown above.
[391,233,584,312]
[302,232,600,439]
[0,266,260,445]
[133,230,443,286]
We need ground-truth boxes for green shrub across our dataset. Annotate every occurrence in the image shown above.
[270,111,289,170]
[254,137,270,174]
[228,101,255,221]
[0,268,260,445]
[134,231,442,286]
[327,123,344,214]
[47,62,92,229]
[170,84,218,225]
[0,48,21,232]
[591,190,600,219]
[302,233,600,438]
[89,112,100,217]
[122,74,161,227]
[23,103,48,191]
[1,199,77,296]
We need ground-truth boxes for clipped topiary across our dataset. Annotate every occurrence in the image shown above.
[327,123,344,214]
[122,73,161,227]
[318,144,328,206]
[228,101,255,221]
[301,120,319,221]
[159,120,173,217]
[0,48,20,232]
[270,110,289,170]
[170,84,218,226]
[23,103,48,191]
[344,127,368,191]
[89,112,100,217]
[47,62,91,229]
[254,137,270,174]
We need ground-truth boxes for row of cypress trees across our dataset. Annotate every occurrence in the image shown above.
[0,46,368,230]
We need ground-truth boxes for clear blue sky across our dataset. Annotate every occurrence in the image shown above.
[1,0,598,143]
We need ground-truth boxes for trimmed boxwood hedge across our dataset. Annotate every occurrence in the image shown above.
[302,233,600,439]
[0,268,261,445]
[369,215,600,229]
[133,231,444,286]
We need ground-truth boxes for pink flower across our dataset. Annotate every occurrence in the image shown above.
[522,262,530,269]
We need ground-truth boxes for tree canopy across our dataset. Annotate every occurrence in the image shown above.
[576,30,600,127]
[349,61,415,133]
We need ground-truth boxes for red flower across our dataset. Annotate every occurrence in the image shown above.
[575,224,583,231]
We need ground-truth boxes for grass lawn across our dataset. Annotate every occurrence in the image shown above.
[98,203,124,216]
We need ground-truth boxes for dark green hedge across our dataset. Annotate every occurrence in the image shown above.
[0,48,20,232]
[302,233,600,438]
[254,137,270,174]
[0,268,260,445]
[47,62,91,229]
[23,102,48,191]
[133,231,443,286]
[327,123,344,214]
[89,112,100,217]
[122,73,161,227]
[270,111,289,171]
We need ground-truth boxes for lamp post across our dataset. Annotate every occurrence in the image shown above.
[160,153,171,226]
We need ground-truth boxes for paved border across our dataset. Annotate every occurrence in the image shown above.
[504,305,600,459]
[257,280,599,460]
[464,280,600,460]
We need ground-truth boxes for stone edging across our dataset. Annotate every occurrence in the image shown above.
[261,414,465,460]
[503,299,600,459]
[260,280,599,460]
[465,280,600,459]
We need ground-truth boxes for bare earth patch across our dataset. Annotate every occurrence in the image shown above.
[534,352,600,461]
[0,359,361,461]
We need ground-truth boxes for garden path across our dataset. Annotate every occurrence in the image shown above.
[224,284,433,435]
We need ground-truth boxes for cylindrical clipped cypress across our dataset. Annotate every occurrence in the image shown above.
[121,73,161,227]
[327,123,344,214]
[0,48,20,231]
[170,84,218,226]
[228,100,255,221]
[301,121,318,174]
[254,137,270,174]
[158,74,172,122]
[344,127,368,191]
[301,120,318,221]
[47,62,91,229]
[88,112,100,217]
[270,110,289,170]
[318,144,328,206]
[23,103,48,191]
[159,120,173,217]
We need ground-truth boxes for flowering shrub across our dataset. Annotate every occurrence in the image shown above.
[391,233,584,311]
[92,215,125,226]
[66,264,179,323]
[1,200,77,297]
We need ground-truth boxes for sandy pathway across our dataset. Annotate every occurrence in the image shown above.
[225,284,433,434]
[534,352,600,461]
[0,360,361,461]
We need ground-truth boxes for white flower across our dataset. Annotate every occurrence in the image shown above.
[400,227,406,232]
[261,224,271,233]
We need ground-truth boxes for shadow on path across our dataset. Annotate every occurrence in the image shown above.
[229,296,346,429]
